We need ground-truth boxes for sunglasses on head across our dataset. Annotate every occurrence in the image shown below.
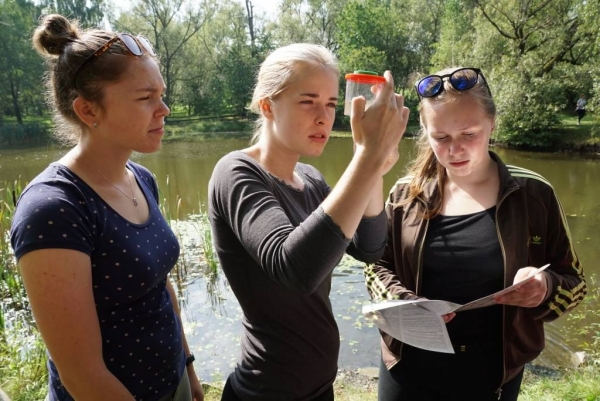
[415,67,491,99]
[73,33,155,88]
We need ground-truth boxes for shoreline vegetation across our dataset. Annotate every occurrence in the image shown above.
[0,122,599,400]
[0,112,599,155]
[158,113,600,156]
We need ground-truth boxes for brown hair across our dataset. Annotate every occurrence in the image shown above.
[399,66,496,219]
[32,14,156,145]
[248,43,339,143]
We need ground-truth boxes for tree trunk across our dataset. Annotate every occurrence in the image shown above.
[9,77,23,125]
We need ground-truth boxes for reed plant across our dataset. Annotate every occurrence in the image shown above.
[0,315,48,401]
[0,179,48,400]
[157,176,222,309]
[196,203,219,278]
[192,204,223,310]
[0,180,26,333]
[158,176,189,284]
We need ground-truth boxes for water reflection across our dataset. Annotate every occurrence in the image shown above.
[1,137,598,380]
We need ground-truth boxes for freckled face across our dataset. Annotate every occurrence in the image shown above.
[422,96,494,178]
[266,68,339,158]
[96,56,170,154]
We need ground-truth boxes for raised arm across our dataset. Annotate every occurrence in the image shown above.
[19,249,135,400]
[321,71,409,239]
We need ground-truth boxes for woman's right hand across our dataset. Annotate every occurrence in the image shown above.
[350,70,410,175]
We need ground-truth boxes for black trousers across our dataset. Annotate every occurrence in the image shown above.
[221,374,335,401]
[378,344,524,401]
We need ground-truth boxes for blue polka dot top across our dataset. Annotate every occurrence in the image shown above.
[10,161,185,400]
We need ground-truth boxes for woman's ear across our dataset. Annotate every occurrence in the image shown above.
[73,97,101,130]
[259,99,273,119]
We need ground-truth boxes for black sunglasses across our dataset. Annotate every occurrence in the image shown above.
[73,33,155,88]
[415,67,491,99]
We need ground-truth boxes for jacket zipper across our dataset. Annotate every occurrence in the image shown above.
[494,186,519,398]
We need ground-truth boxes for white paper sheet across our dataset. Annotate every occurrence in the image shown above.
[363,264,550,353]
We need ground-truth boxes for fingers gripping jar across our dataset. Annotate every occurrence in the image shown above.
[344,70,386,116]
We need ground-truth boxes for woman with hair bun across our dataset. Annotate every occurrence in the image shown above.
[10,14,203,401]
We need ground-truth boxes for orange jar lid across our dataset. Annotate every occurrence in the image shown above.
[345,70,386,84]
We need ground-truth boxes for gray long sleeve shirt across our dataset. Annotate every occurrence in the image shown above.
[208,151,386,400]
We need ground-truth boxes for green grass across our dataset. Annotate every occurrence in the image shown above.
[200,364,600,401]
[552,114,600,148]
[520,366,600,401]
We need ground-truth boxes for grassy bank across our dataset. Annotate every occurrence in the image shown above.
[159,113,598,154]
[197,362,600,401]
[552,115,600,152]
[3,111,596,152]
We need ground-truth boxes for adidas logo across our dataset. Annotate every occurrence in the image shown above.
[530,235,542,245]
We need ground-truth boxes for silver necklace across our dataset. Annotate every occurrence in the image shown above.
[82,157,138,207]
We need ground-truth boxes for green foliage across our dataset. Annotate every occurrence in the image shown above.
[455,0,600,148]
[431,0,476,69]
[492,63,566,148]
[0,320,47,401]
[0,121,51,146]
[0,0,598,148]
[271,0,346,48]
[0,180,26,332]
[336,0,413,86]
[0,180,44,401]
[565,275,600,365]
[0,0,46,125]
[117,0,217,110]
[338,46,387,77]
[165,118,252,137]
[44,0,107,28]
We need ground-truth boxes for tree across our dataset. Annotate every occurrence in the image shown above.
[43,0,106,28]
[475,0,600,146]
[198,0,268,117]
[431,0,476,69]
[472,0,600,76]
[117,0,216,109]
[0,0,46,125]
[335,0,413,87]
[270,0,346,50]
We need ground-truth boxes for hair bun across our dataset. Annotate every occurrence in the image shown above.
[33,14,80,56]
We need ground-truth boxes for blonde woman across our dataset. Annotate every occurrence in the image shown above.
[208,44,409,400]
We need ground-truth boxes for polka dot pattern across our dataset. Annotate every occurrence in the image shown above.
[10,162,185,400]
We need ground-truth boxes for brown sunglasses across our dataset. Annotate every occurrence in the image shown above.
[73,33,156,88]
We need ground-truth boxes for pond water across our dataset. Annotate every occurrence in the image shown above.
[0,136,598,381]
